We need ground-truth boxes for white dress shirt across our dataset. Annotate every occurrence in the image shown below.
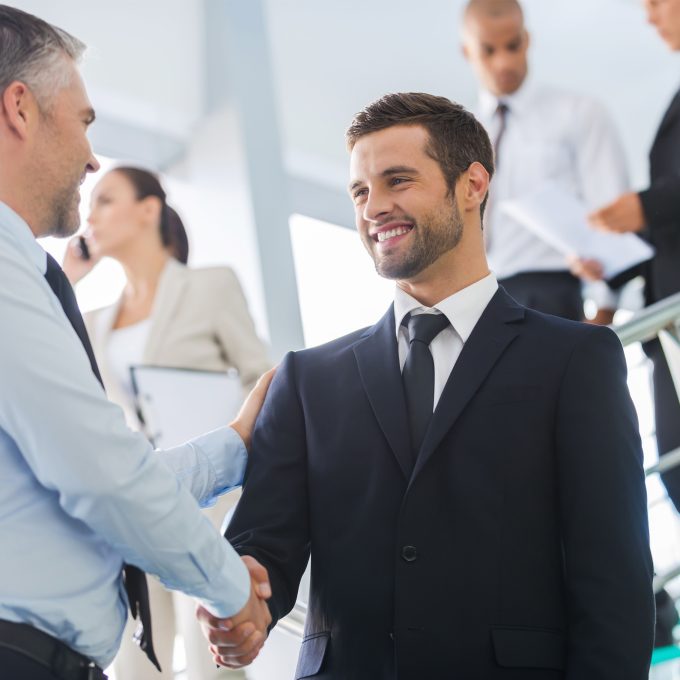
[0,202,250,666]
[478,79,630,281]
[394,273,499,408]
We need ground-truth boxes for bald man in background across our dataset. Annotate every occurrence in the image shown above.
[462,0,628,324]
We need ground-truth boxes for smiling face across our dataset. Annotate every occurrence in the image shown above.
[645,0,680,50]
[32,60,99,237]
[349,124,466,282]
[462,6,529,97]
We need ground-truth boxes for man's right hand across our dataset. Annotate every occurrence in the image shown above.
[196,556,273,668]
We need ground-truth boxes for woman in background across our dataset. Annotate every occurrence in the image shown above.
[65,166,271,680]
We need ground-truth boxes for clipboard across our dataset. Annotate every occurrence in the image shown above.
[130,365,243,448]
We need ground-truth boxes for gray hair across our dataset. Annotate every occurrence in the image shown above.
[0,5,86,110]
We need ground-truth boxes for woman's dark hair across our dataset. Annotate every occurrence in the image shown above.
[112,166,189,264]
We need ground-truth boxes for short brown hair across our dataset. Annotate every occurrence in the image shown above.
[346,92,494,216]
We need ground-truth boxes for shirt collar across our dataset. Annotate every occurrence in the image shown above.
[394,272,499,343]
[478,76,535,120]
[0,201,47,274]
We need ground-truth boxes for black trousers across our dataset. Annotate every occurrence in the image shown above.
[647,341,680,511]
[0,647,61,679]
[499,271,583,321]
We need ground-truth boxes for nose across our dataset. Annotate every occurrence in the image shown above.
[492,50,518,73]
[362,186,393,224]
[87,154,101,174]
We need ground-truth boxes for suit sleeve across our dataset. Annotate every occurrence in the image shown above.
[639,176,680,234]
[213,268,272,393]
[226,351,310,625]
[556,326,654,679]
[638,103,680,235]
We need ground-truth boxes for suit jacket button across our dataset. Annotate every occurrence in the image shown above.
[401,545,418,562]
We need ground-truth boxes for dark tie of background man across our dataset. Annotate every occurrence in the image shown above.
[493,101,509,166]
[43,253,161,672]
[401,312,451,466]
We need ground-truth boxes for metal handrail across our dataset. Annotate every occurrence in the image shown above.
[613,291,680,347]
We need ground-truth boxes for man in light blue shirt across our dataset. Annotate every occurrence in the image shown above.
[0,5,272,678]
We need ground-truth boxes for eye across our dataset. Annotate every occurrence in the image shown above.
[353,188,368,201]
[390,177,410,187]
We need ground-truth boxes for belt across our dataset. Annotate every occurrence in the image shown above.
[0,620,107,680]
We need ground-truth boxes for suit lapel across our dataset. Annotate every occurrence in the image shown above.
[143,259,188,362]
[411,288,524,481]
[353,306,413,480]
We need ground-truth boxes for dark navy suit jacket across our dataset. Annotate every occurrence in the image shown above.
[227,288,654,679]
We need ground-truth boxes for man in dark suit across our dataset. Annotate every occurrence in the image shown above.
[588,0,680,518]
[200,93,654,678]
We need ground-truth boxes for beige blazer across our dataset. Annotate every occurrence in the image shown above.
[84,258,271,426]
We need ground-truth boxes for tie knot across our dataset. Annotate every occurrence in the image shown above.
[496,101,509,116]
[406,312,450,346]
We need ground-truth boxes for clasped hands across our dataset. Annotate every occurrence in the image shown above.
[196,555,273,668]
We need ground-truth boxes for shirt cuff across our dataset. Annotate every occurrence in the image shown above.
[190,426,248,504]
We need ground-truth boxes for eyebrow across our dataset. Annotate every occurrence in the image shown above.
[348,165,420,193]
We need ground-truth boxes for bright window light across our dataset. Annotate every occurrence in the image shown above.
[289,214,394,348]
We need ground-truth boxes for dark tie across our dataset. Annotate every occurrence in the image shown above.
[44,253,160,672]
[493,101,509,167]
[401,313,451,463]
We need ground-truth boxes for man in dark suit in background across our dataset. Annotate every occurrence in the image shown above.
[588,0,680,537]
[200,93,654,679]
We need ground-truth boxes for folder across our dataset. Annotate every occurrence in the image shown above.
[500,181,655,279]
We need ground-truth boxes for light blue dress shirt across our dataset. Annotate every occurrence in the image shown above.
[0,202,250,667]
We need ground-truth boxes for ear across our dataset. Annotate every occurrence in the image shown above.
[1,81,37,140]
[524,30,531,49]
[140,195,163,227]
[461,42,470,61]
[458,161,490,214]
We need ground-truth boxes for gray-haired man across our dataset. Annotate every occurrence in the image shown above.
[0,6,272,679]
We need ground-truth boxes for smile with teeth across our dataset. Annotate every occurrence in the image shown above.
[376,225,413,242]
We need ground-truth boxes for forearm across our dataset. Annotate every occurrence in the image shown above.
[160,426,247,507]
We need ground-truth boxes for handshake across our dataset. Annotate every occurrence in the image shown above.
[196,556,273,668]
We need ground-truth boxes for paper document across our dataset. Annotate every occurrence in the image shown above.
[130,365,243,448]
[499,181,654,279]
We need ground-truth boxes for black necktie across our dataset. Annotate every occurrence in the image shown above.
[44,253,160,671]
[493,101,509,167]
[401,313,451,463]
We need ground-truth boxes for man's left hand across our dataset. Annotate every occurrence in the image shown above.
[589,192,645,234]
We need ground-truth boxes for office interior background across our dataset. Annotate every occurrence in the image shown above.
[11,0,680,677]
